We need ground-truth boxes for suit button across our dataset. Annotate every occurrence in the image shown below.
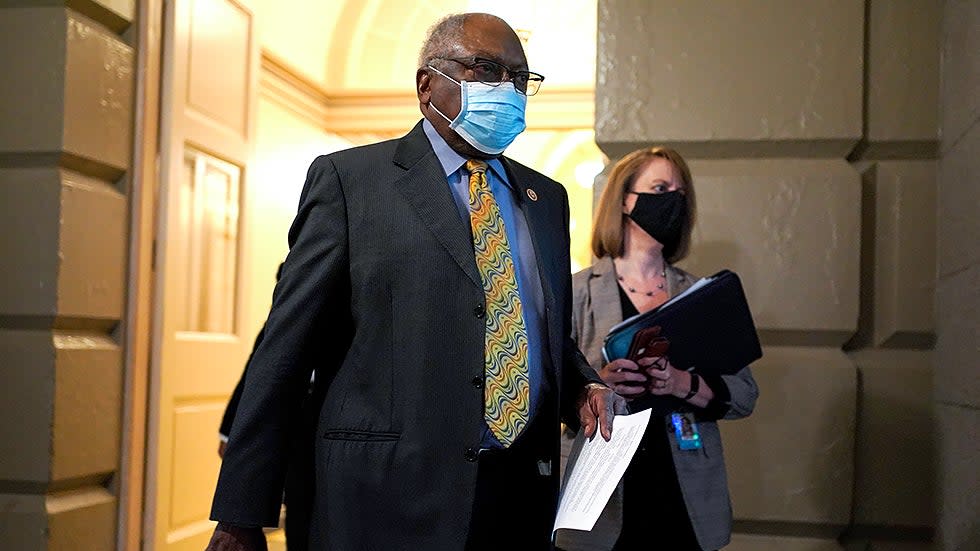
[471,376,484,389]
[464,447,479,462]
[474,304,485,318]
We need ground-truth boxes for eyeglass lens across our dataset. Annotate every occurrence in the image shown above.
[463,58,543,95]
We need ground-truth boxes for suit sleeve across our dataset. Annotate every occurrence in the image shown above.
[556,190,604,428]
[210,156,352,527]
[719,366,758,419]
[219,263,284,440]
[218,335,253,440]
[696,365,758,421]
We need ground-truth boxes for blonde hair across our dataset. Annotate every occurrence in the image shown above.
[591,146,697,263]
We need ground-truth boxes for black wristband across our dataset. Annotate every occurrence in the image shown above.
[683,373,700,401]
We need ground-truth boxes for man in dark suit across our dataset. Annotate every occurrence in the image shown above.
[216,263,313,551]
[206,12,625,551]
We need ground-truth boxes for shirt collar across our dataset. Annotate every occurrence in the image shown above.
[422,119,510,186]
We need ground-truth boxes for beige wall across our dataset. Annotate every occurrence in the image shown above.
[0,2,135,550]
[596,1,944,549]
[935,1,980,550]
[245,81,356,342]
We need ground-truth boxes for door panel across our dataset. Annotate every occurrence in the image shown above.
[186,0,252,134]
[169,403,226,527]
[146,0,259,549]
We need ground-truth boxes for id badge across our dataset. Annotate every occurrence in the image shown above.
[671,412,701,450]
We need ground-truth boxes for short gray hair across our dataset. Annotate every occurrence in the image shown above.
[418,13,469,68]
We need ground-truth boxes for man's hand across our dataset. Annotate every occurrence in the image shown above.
[577,383,629,442]
[204,523,267,551]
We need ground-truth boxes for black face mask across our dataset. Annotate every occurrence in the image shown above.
[627,190,687,258]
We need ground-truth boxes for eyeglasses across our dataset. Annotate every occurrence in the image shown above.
[435,56,545,96]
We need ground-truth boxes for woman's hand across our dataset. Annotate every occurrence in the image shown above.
[641,356,688,397]
[598,358,648,398]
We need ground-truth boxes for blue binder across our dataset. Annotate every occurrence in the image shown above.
[601,269,763,413]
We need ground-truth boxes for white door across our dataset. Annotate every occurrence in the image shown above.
[145,0,260,549]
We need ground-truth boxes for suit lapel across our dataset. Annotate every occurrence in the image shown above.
[393,122,481,287]
[500,159,559,314]
[589,257,625,329]
[665,264,692,297]
[500,159,569,384]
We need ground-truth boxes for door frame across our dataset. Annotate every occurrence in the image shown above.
[128,0,261,547]
[118,0,164,549]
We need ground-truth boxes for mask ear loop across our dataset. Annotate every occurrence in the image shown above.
[426,65,466,128]
[427,64,462,86]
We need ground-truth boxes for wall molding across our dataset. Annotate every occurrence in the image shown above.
[259,51,332,128]
[259,50,594,134]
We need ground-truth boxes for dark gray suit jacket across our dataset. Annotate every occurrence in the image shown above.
[558,256,758,551]
[210,121,600,549]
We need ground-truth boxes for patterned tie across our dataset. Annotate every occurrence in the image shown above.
[466,159,530,447]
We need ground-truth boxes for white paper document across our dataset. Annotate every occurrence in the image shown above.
[552,409,652,535]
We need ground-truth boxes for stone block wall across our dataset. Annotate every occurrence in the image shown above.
[935,1,979,550]
[0,2,135,550]
[596,1,942,548]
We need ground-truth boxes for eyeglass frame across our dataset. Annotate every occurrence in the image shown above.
[431,56,545,96]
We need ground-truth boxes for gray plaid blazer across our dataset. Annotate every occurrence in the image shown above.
[557,256,758,551]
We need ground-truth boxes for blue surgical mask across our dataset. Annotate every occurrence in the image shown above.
[427,65,527,155]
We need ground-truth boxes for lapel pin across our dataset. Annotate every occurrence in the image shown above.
[526,189,538,201]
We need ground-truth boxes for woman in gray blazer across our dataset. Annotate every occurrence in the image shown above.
[557,147,758,551]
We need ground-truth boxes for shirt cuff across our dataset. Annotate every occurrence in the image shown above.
[697,373,731,420]
[218,432,229,443]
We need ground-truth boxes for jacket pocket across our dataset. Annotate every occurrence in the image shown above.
[322,429,400,442]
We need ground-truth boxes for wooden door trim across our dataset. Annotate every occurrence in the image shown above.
[119,0,164,550]
[142,0,261,547]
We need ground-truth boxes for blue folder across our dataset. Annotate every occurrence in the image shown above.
[602,269,763,413]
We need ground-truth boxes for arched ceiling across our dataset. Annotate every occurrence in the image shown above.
[256,0,597,92]
[252,0,605,271]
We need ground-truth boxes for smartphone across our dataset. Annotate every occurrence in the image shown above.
[626,325,670,364]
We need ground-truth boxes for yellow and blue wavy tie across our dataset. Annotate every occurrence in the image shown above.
[466,159,529,447]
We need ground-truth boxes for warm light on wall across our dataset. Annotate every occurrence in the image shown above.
[256,0,602,273]
[574,159,606,189]
[505,129,607,273]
